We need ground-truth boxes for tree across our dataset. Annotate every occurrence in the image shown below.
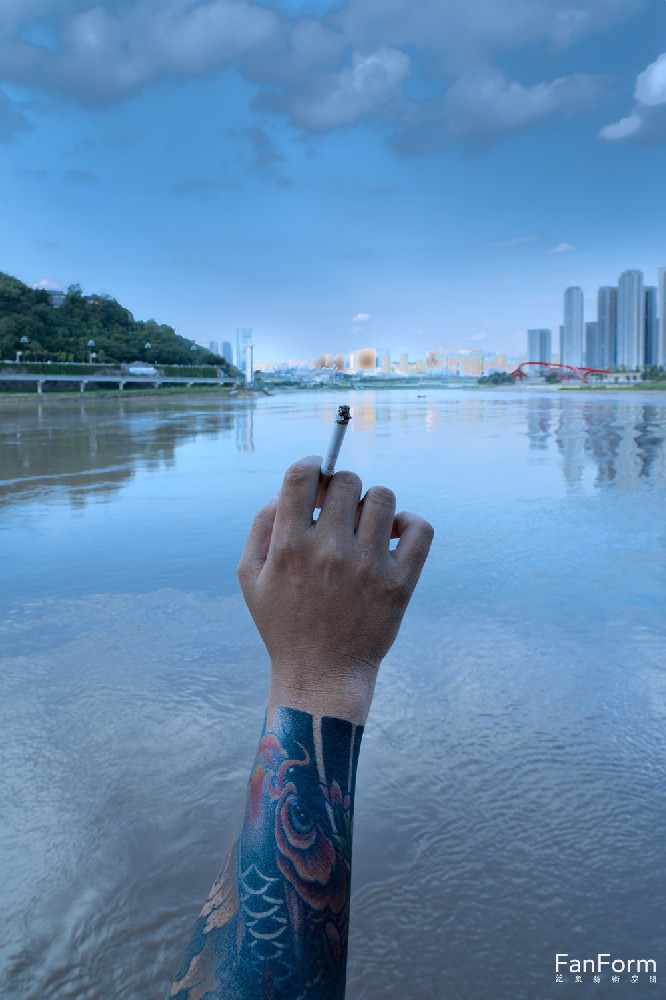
[0,269,233,370]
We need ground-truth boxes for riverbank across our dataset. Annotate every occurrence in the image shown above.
[0,384,269,405]
[560,382,666,391]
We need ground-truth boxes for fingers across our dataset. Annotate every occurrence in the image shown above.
[316,470,363,540]
[274,456,323,535]
[355,486,396,554]
[390,511,435,590]
[237,495,279,583]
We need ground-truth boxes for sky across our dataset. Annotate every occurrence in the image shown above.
[1,0,665,362]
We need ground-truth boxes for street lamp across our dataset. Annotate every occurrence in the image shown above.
[16,335,29,363]
[88,339,95,364]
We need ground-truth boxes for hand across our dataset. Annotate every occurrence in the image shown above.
[237,455,435,723]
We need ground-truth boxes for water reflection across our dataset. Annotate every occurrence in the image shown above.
[2,395,666,516]
[0,398,256,507]
[523,394,666,488]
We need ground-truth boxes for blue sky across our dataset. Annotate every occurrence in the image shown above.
[1,0,665,361]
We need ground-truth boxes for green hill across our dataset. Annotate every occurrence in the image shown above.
[0,271,233,369]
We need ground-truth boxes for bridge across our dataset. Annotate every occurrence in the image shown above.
[1,372,239,394]
[509,360,614,384]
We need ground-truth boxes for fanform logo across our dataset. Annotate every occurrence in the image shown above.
[556,954,657,975]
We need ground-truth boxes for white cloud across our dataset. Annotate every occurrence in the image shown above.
[0,1,279,104]
[336,0,638,71]
[547,242,575,253]
[0,0,638,148]
[352,312,371,322]
[635,53,666,106]
[259,48,410,130]
[391,65,605,154]
[444,67,604,138]
[600,52,666,143]
[599,114,642,140]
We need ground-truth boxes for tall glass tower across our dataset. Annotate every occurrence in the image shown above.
[562,287,584,367]
[584,322,600,368]
[527,329,552,364]
[617,270,645,371]
[597,286,618,370]
[658,268,666,368]
[644,287,658,366]
[236,328,253,373]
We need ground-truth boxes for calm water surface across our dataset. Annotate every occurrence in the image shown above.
[1,389,665,999]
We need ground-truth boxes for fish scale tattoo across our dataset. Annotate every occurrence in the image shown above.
[169,707,364,999]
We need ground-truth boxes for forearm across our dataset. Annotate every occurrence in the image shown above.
[169,704,364,1000]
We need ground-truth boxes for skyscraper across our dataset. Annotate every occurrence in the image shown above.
[658,268,666,368]
[584,322,600,369]
[562,287,584,367]
[644,286,658,366]
[208,340,219,355]
[617,270,645,371]
[597,286,618,370]
[221,341,233,366]
[236,328,253,372]
[527,329,552,365]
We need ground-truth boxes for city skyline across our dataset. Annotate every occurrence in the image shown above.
[1,3,665,360]
[522,264,665,374]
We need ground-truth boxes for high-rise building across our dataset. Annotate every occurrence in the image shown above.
[245,340,254,386]
[527,328,552,365]
[562,287,584,367]
[208,340,219,355]
[221,341,233,366]
[350,348,377,370]
[658,268,666,368]
[644,286,658,366]
[597,286,618,370]
[399,352,409,373]
[375,347,391,373]
[617,270,645,371]
[236,328,253,372]
[584,322,601,369]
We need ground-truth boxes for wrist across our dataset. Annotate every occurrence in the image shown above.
[268,669,377,726]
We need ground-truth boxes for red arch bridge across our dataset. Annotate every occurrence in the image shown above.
[509,361,613,384]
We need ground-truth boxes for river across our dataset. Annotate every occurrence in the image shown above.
[1,388,665,999]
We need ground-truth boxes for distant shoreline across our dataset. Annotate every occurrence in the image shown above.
[2,381,666,406]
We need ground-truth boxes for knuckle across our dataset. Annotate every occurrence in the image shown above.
[421,518,435,542]
[313,543,347,570]
[283,462,311,486]
[358,553,382,584]
[389,570,411,600]
[252,504,272,523]
[272,536,307,571]
[366,485,396,508]
[332,471,361,492]
[273,534,299,559]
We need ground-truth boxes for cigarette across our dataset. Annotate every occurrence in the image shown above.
[321,404,352,478]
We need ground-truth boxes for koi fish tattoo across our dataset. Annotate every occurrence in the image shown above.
[169,707,364,999]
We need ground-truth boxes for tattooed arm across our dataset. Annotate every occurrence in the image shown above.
[169,454,434,999]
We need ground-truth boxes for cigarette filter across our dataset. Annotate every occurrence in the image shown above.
[321,404,352,477]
